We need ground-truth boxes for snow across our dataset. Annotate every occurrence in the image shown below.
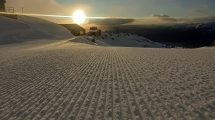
[69,33,165,48]
[1,39,215,120]
[0,15,164,48]
[0,16,73,44]
[96,33,165,48]
[0,16,215,120]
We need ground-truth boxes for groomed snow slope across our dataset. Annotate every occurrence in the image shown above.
[0,16,214,120]
[0,40,215,120]
[0,16,73,44]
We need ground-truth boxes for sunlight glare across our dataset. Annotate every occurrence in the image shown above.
[72,10,87,25]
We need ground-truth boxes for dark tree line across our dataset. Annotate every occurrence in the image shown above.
[0,0,6,11]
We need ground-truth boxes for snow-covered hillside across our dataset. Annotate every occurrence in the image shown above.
[69,33,165,48]
[97,33,165,47]
[0,16,73,44]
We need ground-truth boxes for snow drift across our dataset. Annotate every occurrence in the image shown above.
[0,15,73,44]
[96,33,165,48]
[68,33,165,48]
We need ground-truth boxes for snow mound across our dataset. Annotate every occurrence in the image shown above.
[67,33,165,48]
[68,36,97,45]
[96,33,165,48]
[0,16,73,44]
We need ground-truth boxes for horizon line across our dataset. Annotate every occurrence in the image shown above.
[0,12,214,19]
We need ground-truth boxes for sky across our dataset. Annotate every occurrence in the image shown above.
[56,0,215,17]
[5,0,215,24]
[5,0,215,18]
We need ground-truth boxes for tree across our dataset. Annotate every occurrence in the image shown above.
[0,0,6,12]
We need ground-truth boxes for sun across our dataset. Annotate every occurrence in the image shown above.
[72,10,87,25]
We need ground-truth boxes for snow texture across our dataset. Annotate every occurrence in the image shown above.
[0,16,215,120]
[0,39,215,120]
[69,33,165,48]
[96,33,165,48]
[0,16,73,44]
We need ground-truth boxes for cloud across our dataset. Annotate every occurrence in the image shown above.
[4,0,215,24]
[88,19,134,25]
[5,0,92,23]
[127,16,215,25]
[87,14,178,25]
[187,4,210,17]
[6,0,92,14]
[151,14,170,18]
[6,0,63,14]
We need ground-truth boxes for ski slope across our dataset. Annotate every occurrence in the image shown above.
[0,16,215,120]
[0,16,73,44]
[0,40,215,120]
